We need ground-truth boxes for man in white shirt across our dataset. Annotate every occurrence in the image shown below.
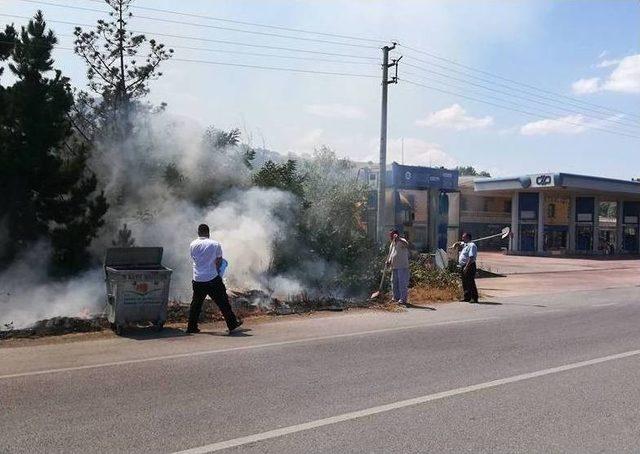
[187,224,242,334]
[458,232,479,303]
[387,229,410,305]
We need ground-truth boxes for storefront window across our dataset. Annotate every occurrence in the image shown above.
[543,195,569,251]
[544,226,568,251]
[623,226,638,252]
[599,230,617,254]
[520,224,537,252]
[576,225,593,251]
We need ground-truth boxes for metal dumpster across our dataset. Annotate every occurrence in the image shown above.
[104,247,172,335]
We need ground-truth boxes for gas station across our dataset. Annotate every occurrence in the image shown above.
[474,173,640,255]
[362,164,640,256]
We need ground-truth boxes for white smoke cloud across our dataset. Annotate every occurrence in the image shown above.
[0,244,104,329]
[0,111,304,329]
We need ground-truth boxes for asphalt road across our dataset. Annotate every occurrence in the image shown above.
[2,286,640,453]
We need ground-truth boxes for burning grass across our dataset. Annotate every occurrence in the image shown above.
[1,258,465,341]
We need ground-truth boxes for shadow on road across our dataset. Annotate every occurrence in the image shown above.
[119,327,188,341]
[201,328,253,337]
[404,303,436,311]
[472,301,503,306]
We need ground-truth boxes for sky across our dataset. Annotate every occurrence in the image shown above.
[2,0,640,178]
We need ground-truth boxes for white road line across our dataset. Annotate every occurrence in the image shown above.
[593,303,618,307]
[0,317,498,380]
[173,348,640,454]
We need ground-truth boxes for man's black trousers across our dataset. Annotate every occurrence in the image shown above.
[460,262,479,302]
[188,276,239,330]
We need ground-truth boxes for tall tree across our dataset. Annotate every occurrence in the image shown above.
[73,0,173,134]
[0,12,108,273]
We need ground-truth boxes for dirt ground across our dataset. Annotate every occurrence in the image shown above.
[477,252,640,298]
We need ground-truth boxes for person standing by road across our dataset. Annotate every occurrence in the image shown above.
[187,224,242,334]
[458,232,479,303]
[387,229,410,305]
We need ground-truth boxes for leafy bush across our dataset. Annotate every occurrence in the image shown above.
[252,146,380,296]
[409,258,460,290]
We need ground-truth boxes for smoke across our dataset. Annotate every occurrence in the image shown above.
[0,111,306,329]
[0,244,104,329]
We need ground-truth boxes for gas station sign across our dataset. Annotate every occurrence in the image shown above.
[531,174,555,188]
[392,163,458,190]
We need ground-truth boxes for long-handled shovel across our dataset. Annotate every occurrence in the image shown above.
[370,246,394,299]
[449,226,511,249]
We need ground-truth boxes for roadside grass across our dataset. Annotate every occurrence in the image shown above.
[409,285,460,303]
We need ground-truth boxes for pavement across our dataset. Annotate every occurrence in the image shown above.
[2,256,640,453]
[477,252,640,298]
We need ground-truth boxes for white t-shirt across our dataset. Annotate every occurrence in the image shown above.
[458,242,478,266]
[190,237,223,282]
[389,239,410,269]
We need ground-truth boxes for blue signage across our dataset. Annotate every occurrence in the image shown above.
[390,163,458,190]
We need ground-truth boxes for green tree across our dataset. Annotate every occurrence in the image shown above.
[0,12,107,273]
[73,0,173,135]
[253,147,378,295]
[457,166,491,177]
[252,160,306,199]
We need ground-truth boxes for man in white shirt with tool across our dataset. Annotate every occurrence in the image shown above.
[458,232,479,303]
[187,224,242,334]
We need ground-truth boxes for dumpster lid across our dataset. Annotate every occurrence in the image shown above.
[105,247,164,268]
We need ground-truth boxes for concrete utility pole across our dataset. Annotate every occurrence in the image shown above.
[376,43,400,244]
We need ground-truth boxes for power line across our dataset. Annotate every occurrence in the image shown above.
[399,43,640,121]
[402,69,640,137]
[52,32,376,67]
[0,13,379,60]
[75,0,385,44]
[403,53,640,126]
[0,38,378,79]
[401,62,640,132]
[167,57,379,78]
[400,78,640,141]
[16,0,381,49]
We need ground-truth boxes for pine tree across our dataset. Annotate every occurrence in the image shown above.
[73,0,173,135]
[112,223,135,247]
[0,12,108,273]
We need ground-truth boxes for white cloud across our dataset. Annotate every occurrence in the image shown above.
[596,59,620,68]
[304,103,366,120]
[571,77,601,95]
[385,138,458,168]
[520,115,587,135]
[602,54,640,94]
[415,104,493,130]
[572,54,640,95]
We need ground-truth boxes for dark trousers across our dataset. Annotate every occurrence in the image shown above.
[460,262,479,302]
[188,276,239,330]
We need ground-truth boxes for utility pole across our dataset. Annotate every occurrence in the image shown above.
[376,43,400,244]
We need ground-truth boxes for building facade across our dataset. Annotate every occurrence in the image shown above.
[361,164,640,256]
[360,163,459,251]
[474,173,640,255]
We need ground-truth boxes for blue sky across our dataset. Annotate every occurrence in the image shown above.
[2,0,639,178]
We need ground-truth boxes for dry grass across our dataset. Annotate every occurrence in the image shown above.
[369,300,407,312]
[409,285,461,304]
